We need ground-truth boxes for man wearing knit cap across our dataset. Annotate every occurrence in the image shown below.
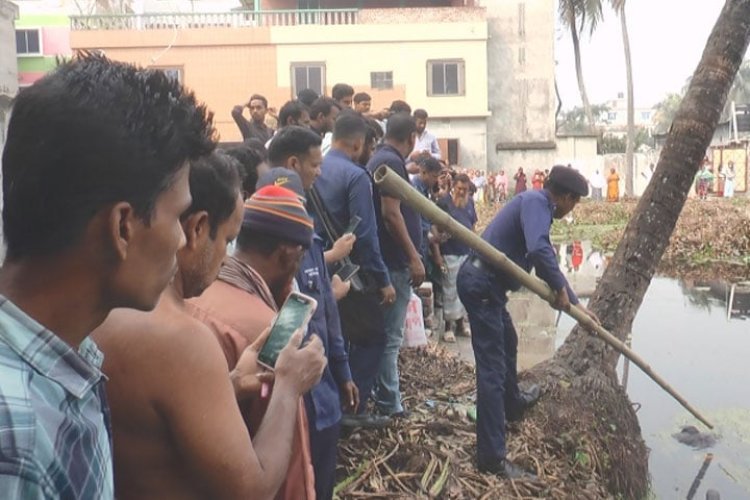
[457,165,600,479]
[188,184,322,500]
[257,169,357,500]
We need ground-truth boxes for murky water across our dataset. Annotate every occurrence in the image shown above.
[445,241,750,499]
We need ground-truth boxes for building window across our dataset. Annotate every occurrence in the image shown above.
[427,60,465,97]
[291,63,325,97]
[641,111,651,121]
[16,29,42,56]
[608,112,617,122]
[370,71,393,90]
[153,67,182,84]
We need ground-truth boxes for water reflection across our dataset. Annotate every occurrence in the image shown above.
[444,241,750,498]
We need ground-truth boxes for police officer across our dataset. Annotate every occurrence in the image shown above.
[457,165,600,478]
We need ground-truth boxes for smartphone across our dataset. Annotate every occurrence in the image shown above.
[258,292,318,369]
[345,215,362,234]
[335,261,360,282]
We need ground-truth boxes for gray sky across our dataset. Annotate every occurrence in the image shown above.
[555,0,732,110]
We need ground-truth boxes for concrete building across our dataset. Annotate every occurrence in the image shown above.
[1,0,19,263]
[67,0,561,171]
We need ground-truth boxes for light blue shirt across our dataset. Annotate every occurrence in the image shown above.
[0,297,114,500]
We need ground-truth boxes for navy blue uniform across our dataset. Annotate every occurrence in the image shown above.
[457,189,578,464]
[297,236,352,500]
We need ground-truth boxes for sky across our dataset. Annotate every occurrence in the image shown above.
[554,0,734,111]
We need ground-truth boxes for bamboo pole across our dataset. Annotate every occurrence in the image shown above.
[373,165,713,429]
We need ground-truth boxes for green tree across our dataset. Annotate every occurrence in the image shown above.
[558,0,603,130]
[652,92,684,134]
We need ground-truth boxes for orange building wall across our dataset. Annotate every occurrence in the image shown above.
[72,28,291,141]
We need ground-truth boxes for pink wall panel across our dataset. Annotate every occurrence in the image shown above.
[19,72,47,86]
[42,27,72,56]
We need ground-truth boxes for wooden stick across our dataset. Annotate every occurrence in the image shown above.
[373,165,713,429]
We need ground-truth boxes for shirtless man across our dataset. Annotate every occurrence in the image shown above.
[93,152,327,499]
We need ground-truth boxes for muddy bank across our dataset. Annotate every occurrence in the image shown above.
[335,345,614,499]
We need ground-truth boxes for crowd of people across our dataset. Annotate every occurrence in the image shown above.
[0,54,603,499]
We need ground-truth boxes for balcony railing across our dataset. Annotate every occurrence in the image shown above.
[70,9,359,31]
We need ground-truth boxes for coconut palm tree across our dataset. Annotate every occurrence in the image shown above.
[558,0,603,130]
[611,0,635,196]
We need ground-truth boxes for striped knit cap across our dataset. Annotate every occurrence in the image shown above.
[243,185,313,248]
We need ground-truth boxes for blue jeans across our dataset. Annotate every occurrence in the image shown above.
[457,262,521,462]
[373,268,411,415]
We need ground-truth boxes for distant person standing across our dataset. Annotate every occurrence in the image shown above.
[513,167,527,195]
[725,162,736,197]
[495,169,508,201]
[531,170,544,190]
[437,173,476,343]
[232,94,274,144]
[606,167,620,202]
[589,169,605,200]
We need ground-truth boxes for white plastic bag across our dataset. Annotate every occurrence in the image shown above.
[402,291,427,348]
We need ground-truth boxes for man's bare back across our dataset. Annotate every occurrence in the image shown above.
[94,291,241,499]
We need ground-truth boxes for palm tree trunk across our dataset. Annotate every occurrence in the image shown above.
[529,1,750,496]
[621,7,635,196]
[570,21,596,129]
[559,0,750,370]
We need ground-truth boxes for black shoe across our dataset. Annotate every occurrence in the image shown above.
[478,458,536,479]
[340,413,391,429]
[506,384,541,423]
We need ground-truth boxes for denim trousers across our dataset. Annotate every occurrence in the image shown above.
[373,268,411,415]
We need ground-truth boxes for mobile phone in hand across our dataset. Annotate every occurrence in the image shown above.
[334,262,360,282]
[345,215,362,234]
[258,292,318,368]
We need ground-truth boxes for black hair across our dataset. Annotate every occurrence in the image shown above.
[223,145,266,197]
[297,88,319,108]
[248,94,268,108]
[267,126,322,166]
[413,108,428,120]
[365,117,384,142]
[331,83,354,101]
[419,157,442,174]
[389,100,411,114]
[333,110,367,142]
[278,100,309,128]
[2,53,216,260]
[237,227,295,255]
[385,112,417,143]
[453,173,471,185]
[183,151,241,239]
[243,137,267,153]
[309,97,338,120]
[353,92,371,104]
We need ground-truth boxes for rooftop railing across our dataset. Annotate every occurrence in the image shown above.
[70,9,359,30]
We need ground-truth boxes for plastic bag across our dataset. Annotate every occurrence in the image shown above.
[402,291,427,348]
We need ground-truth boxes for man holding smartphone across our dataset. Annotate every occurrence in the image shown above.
[93,154,327,499]
[259,166,358,500]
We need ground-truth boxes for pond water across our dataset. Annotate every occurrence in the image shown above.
[445,241,750,499]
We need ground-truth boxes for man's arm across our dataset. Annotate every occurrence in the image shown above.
[231,105,251,140]
[163,322,325,499]
[519,196,579,305]
[430,135,441,159]
[381,194,425,285]
[348,172,391,288]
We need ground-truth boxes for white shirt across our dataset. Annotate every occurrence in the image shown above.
[411,130,441,160]
[590,172,606,189]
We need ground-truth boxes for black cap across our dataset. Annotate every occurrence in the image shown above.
[547,165,589,197]
[256,167,306,199]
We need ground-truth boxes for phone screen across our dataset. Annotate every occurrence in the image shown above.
[335,262,360,282]
[258,294,316,368]
[345,215,362,234]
